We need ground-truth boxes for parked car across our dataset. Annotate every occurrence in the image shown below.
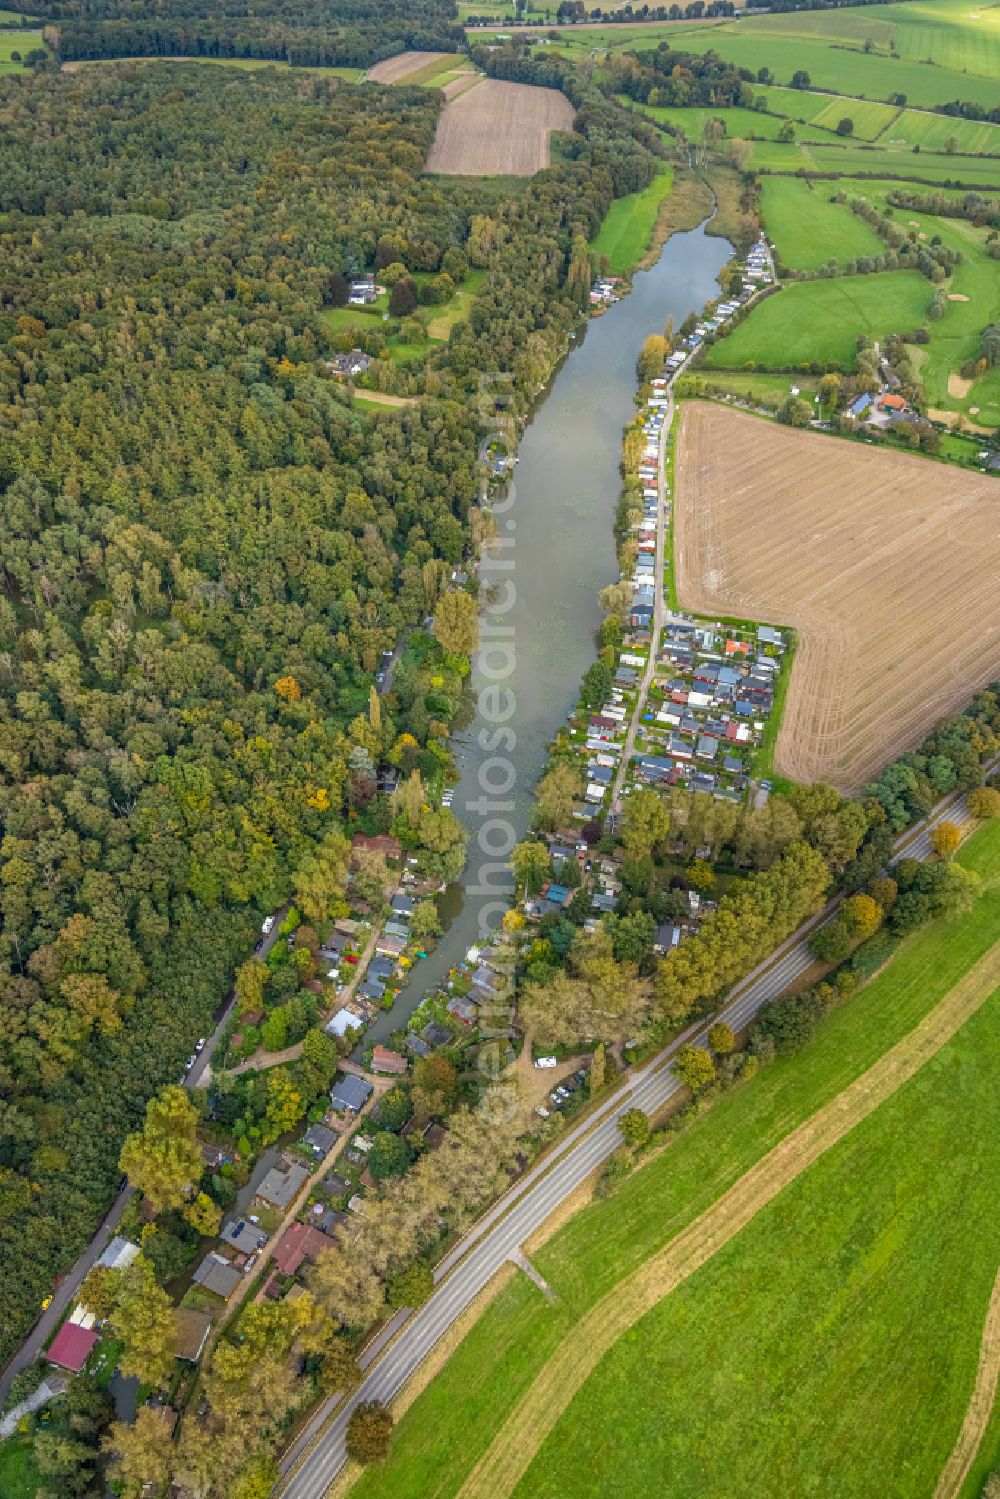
[195,1037,206,1052]
[261,915,275,936]
[533,1055,557,1070]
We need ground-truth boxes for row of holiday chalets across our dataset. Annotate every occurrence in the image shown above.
[560,380,788,835]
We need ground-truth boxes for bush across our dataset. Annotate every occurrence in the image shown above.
[367,1131,413,1181]
[850,929,898,980]
[387,1259,434,1309]
[346,1401,393,1462]
[618,1108,651,1148]
[594,1149,633,1198]
[809,921,853,964]
[754,993,815,1055]
[968,786,1000,819]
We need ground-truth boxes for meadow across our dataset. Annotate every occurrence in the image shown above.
[516,960,1000,1499]
[838,182,1000,427]
[737,0,1000,84]
[760,176,885,270]
[0,28,40,69]
[347,820,1000,1499]
[321,270,484,363]
[693,369,821,408]
[700,272,932,371]
[0,1435,38,1499]
[62,54,363,79]
[883,107,1000,156]
[664,0,1000,110]
[632,100,834,143]
[749,138,1000,188]
[589,167,673,275]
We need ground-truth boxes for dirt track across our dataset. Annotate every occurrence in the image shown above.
[933,1267,1000,1499]
[365,50,452,84]
[425,79,575,175]
[675,405,1000,790]
[457,940,1000,1499]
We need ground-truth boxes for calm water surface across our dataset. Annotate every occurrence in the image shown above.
[362,219,732,1047]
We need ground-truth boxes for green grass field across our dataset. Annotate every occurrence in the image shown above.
[664,0,1000,110]
[0,28,40,69]
[63,55,362,78]
[701,271,932,371]
[740,0,1000,84]
[589,167,674,275]
[348,819,1000,1499]
[835,182,1000,427]
[897,213,1000,427]
[882,107,1000,156]
[693,370,821,407]
[321,270,484,363]
[631,100,834,144]
[518,975,1000,1498]
[750,138,1000,188]
[805,95,901,142]
[0,1434,40,1499]
[760,176,885,270]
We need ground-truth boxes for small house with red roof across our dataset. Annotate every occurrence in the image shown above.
[272,1222,336,1277]
[47,1322,98,1374]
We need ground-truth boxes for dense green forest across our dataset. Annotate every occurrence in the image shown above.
[32,0,465,66]
[0,59,658,1364]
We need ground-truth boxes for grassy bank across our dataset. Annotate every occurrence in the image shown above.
[589,168,674,276]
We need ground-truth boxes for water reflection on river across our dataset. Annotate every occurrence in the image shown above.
[362,218,732,1048]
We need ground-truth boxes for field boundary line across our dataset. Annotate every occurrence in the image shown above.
[933,1266,1000,1499]
[456,940,1000,1499]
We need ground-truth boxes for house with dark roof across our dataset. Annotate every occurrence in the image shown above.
[330,1074,373,1114]
[422,1022,452,1048]
[303,1123,338,1157]
[220,1218,268,1256]
[193,1253,242,1301]
[447,994,479,1025]
[255,1159,310,1213]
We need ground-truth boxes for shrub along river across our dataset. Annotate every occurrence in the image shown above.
[361,215,732,1049]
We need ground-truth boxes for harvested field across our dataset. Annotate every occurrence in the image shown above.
[365,50,453,84]
[441,72,481,100]
[675,405,1000,789]
[425,79,575,175]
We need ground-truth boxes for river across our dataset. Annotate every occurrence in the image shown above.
[361,216,732,1049]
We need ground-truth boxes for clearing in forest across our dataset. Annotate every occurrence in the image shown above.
[425,79,574,176]
[674,404,1000,790]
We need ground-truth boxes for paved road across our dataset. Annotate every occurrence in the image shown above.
[0,908,286,1404]
[278,769,996,1498]
[610,380,672,806]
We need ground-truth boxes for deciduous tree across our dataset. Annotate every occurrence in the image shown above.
[119,1085,202,1214]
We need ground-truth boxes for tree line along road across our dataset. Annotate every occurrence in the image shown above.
[276,762,999,1499]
